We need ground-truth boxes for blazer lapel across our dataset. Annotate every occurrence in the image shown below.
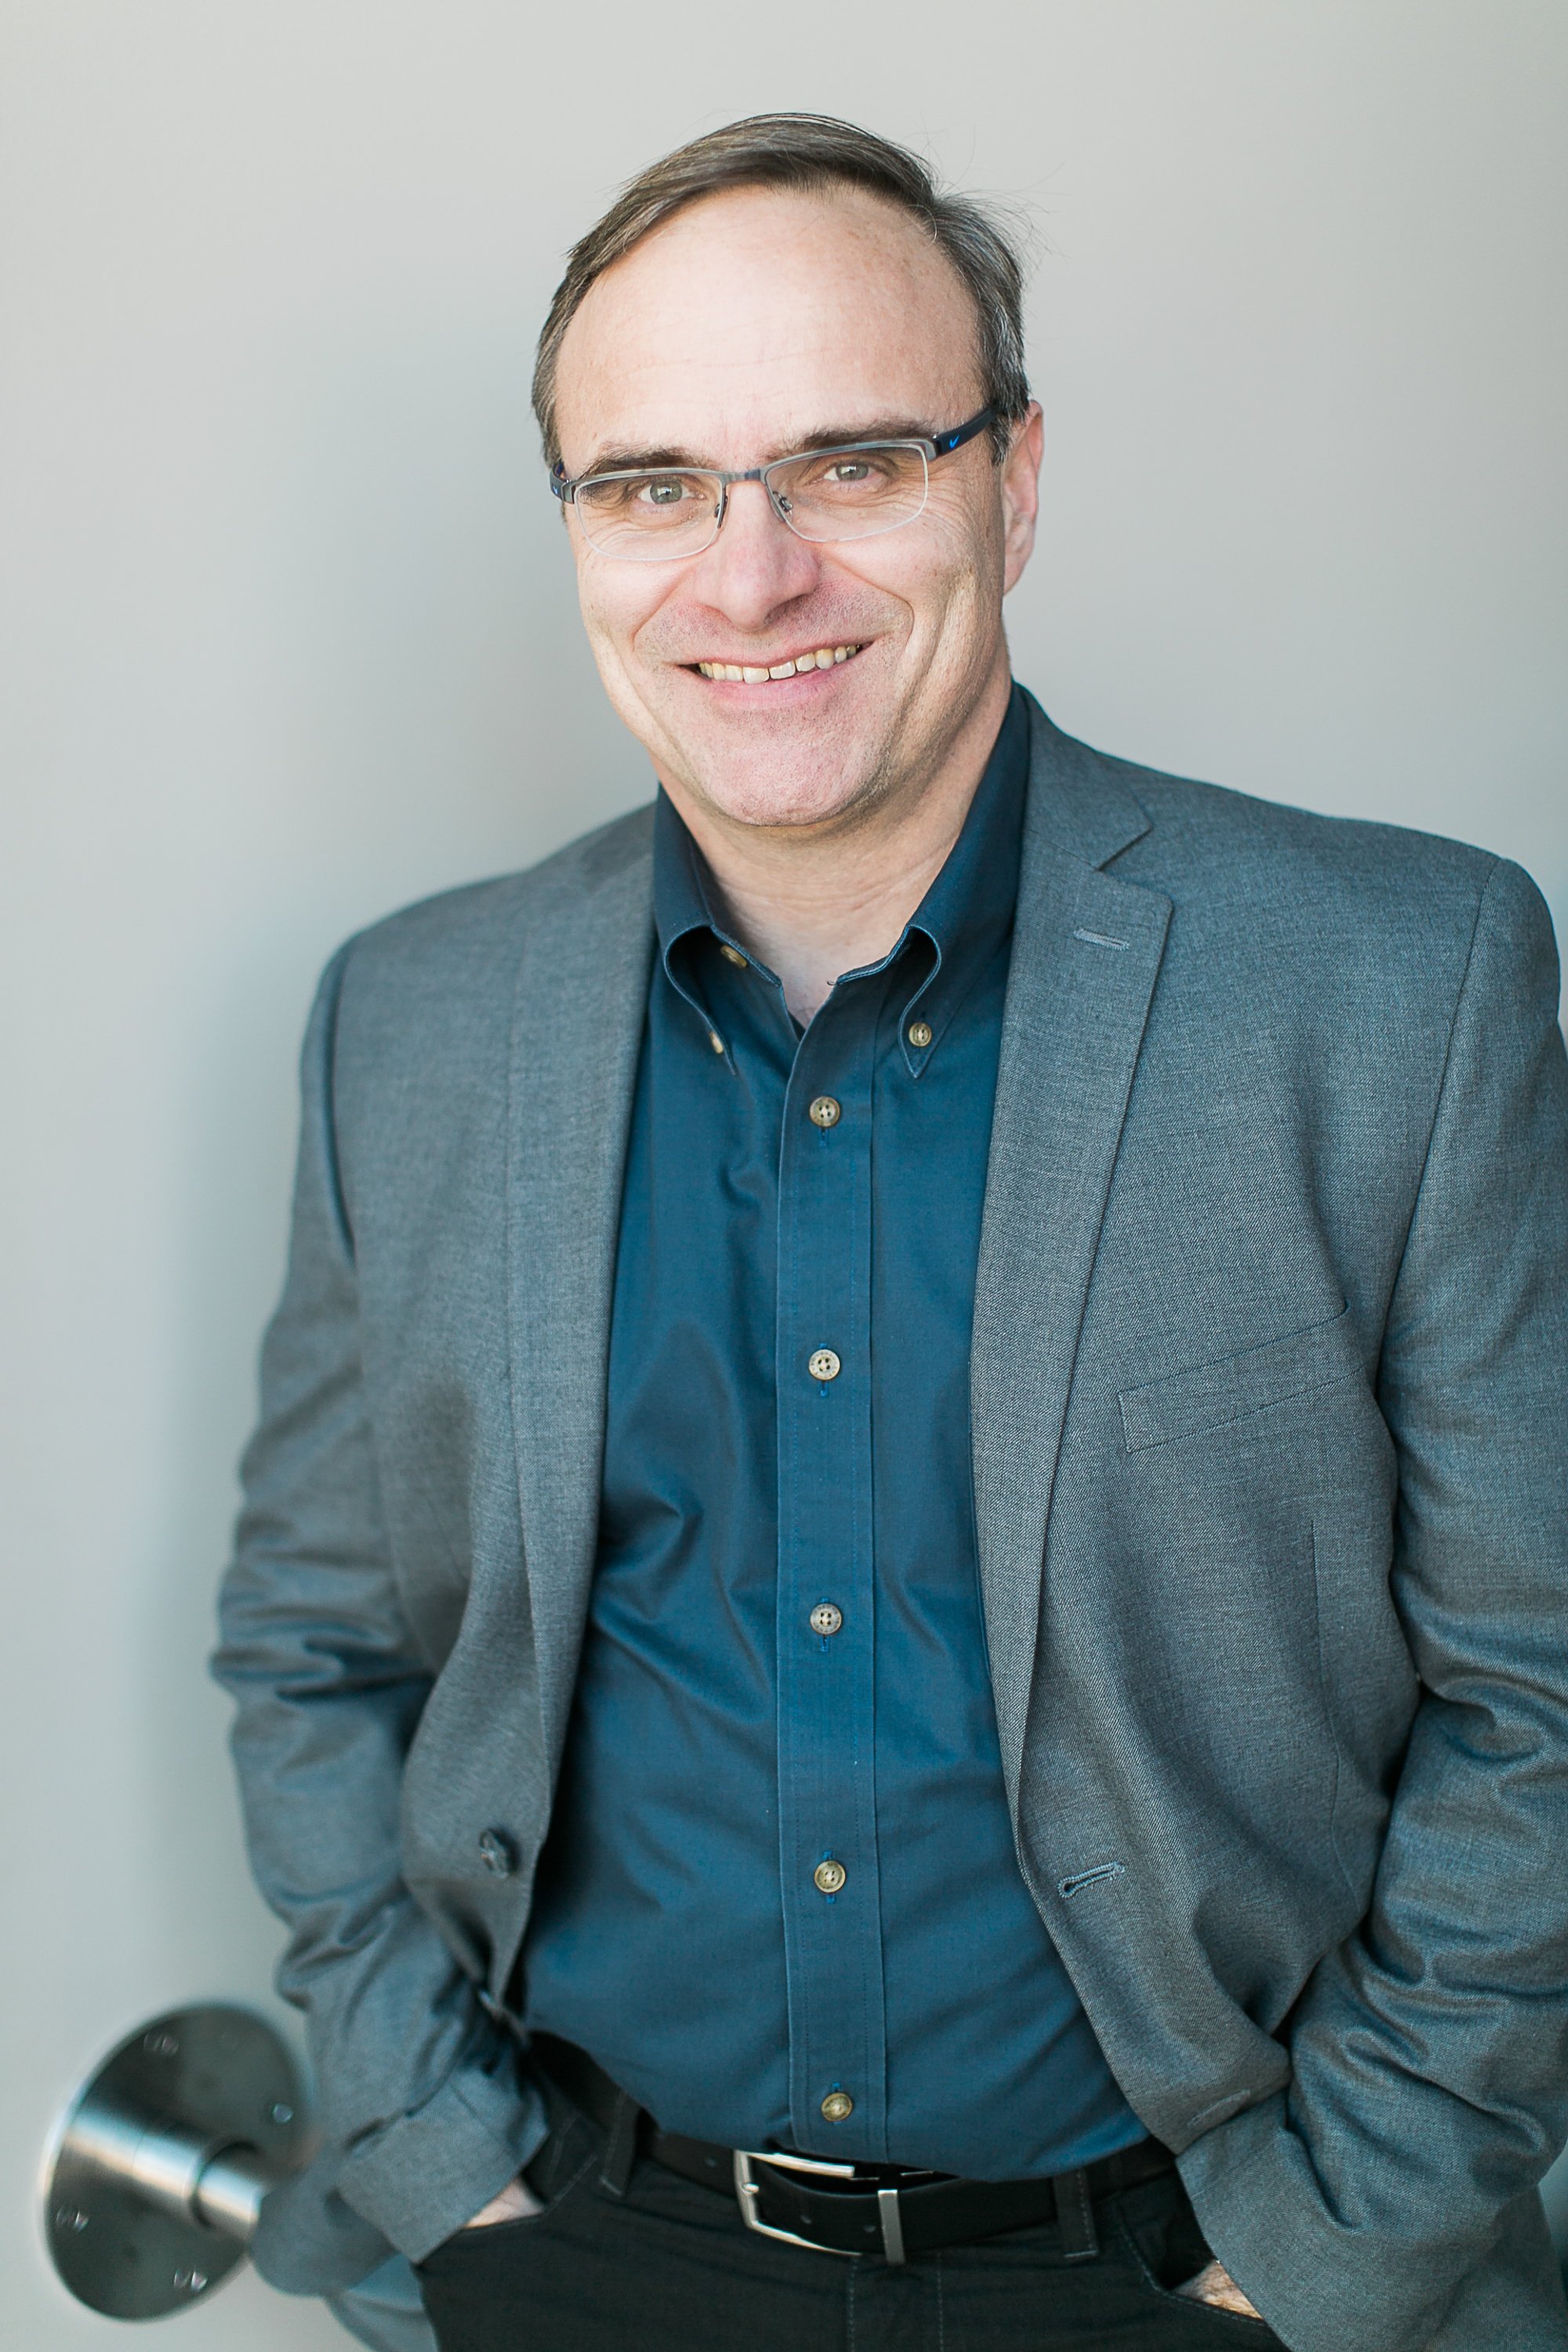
[972,703,1171,1803]
[506,816,655,1783]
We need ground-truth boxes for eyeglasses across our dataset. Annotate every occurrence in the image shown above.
[550,405,996,563]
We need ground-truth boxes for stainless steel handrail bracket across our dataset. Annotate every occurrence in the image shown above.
[42,2004,306,2320]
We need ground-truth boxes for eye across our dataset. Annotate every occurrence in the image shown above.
[789,449,903,496]
[640,475,692,507]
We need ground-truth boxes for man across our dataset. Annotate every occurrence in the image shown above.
[216,114,1568,2352]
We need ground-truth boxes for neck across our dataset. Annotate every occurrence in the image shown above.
[661,666,1014,1025]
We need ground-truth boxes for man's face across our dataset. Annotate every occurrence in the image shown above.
[551,184,1042,835]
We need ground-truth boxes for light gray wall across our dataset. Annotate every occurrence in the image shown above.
[2,4,1563,2343]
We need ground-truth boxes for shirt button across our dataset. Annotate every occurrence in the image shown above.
[808,1095,841,1128]
[810,1602,843,1637]
[707,1029,725,1054]
[719,943,748,967]
[814,1858,848,1894]
[906,1019,933,1049]
[808,1348,841,1382]
[821,2090,855,2124]
[477,1828,515,1878]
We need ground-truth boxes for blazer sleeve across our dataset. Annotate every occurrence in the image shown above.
[212,948,546,2283]
[1214,858,1568,2345]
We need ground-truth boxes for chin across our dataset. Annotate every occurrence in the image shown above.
[684,751,883,833]
[668,704,896,833]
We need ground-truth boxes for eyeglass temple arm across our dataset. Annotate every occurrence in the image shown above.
[927,405,996,458]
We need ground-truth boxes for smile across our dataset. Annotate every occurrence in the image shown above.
[693,644,862,682]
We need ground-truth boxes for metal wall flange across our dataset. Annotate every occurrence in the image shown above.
[42,2005,306,2320]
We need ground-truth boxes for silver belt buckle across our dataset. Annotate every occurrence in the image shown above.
[732,2149,906,2263]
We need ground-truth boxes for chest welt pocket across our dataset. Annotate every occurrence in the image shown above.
[1120,1303,1361,1454]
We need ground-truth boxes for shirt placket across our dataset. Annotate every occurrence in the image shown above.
[775,986,888,2159]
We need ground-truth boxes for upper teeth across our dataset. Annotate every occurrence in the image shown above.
[697,644,859,681]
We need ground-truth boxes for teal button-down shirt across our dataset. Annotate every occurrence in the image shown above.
[521,689,1141,2176]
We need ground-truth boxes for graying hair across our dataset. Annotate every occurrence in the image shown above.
[532,112,1031,467]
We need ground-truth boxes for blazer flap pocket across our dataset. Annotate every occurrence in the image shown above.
[1120,1303,1357,1454]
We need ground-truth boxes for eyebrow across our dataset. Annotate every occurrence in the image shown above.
[572,418,942,477]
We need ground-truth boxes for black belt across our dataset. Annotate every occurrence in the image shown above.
[528,2033,1174,2267]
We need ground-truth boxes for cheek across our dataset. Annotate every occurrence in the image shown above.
[845,506,995,640]
[575,565,666,675]
[923,463,1004,557]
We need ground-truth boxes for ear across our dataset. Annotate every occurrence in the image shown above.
[1000,401,1044,593]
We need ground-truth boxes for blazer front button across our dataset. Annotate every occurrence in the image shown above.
[477,1828,516,1878]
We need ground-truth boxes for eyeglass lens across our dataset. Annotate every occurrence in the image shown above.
[572,441,931,561]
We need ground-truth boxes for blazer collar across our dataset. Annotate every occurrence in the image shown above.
[1014,688,1154,871]
[506,811,656,1784]
[971,695,1171,1803]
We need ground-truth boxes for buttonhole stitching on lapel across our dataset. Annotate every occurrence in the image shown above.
[1072,927,1131,951]
[1058,1861,1126,1899]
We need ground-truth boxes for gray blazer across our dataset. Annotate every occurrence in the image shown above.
[216,695,1568,2351]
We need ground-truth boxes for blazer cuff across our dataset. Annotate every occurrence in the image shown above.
[336,2056,550,2263]
[1178,2092,1462,2352]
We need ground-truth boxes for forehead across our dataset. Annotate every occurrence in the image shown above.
[553,183,984,468]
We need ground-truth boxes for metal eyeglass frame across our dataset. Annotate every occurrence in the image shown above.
[549,404,996,560]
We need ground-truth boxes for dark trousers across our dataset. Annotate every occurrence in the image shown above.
[417,2110,1283,2351]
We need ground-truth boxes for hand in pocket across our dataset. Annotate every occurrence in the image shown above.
[1176,2259,1265,2319]
[461,2175,544,2229]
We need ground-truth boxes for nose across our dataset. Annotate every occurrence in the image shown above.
[692,477,822,628]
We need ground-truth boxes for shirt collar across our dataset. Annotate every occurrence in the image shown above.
[891,681,1028,1067]
[654,785,731,965]
[652,682,1029,1067]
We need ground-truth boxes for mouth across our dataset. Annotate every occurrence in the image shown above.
[690,642,862,683]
